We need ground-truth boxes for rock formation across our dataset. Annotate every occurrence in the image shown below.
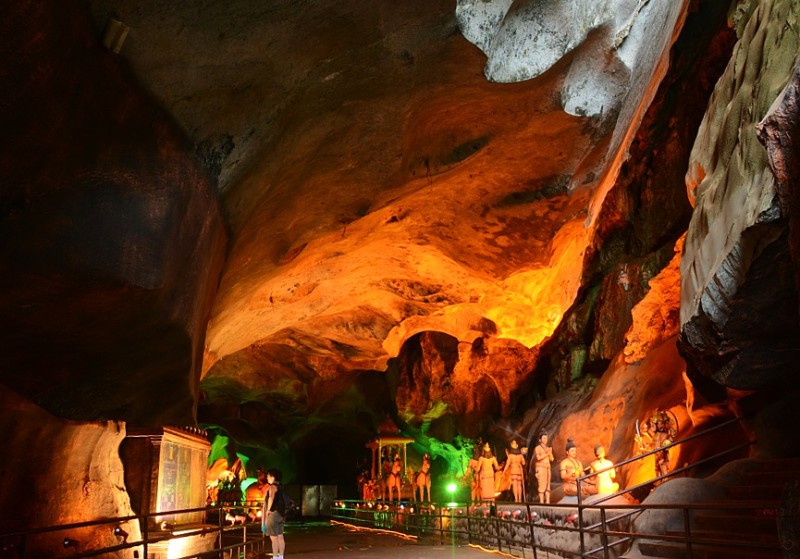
[0,0,798,541]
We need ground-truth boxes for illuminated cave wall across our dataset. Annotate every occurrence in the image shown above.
[1,0,799,537]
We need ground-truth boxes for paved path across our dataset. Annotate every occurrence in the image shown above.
[251,520,498,559]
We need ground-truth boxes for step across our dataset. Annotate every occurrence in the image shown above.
[747,458,800,471]
[638,538,782,559]
[742,470,800,485]
[665,528,778,545]
[693,512,778,532]
[725,485,784,501]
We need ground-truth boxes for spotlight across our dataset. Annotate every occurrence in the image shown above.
[63,538,78,549]
[113,526,128,542]
[160,520,174,531]
[446,482,457,494]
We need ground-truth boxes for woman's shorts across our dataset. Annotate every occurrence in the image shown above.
[265,511,285,536]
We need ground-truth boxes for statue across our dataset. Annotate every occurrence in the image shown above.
[379,448,393,500]
[534,432,555,503]
[357,468,376,501]
[387,452,403,502]
[477,442,500,501]
[559,439,596,497]
[503,440,526,502]
[636,410,677,483]
[414,453,432,502]
[466,445,482,502]
[589,445,619,495]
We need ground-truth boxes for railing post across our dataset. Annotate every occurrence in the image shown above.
[218,507,224,559]
[600,507,609,559]
[21,533,27,559]
[466,503,472,545]
[683,507,692,559]
[526,503,537,559]
[494,502,501,553]
[438,504,443,546]
[141,514,148,559]
[577,481,586,558]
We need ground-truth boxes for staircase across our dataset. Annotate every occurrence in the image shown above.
[636,457,800,559]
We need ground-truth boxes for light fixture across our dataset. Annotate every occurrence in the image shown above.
[63,538,78,548]
[446,482,457,494]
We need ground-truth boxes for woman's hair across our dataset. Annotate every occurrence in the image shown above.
[565,438,576,452]
[266,468,283,482]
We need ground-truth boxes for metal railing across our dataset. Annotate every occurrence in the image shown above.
[330,417,786,559]
[0,502,270,559]
[573,415,755,556]
[329,498,784,559]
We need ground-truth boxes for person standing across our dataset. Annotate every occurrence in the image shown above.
[263,468,286,559]
[534,432,554,503]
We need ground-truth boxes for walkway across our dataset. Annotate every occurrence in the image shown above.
[251,521,494,559]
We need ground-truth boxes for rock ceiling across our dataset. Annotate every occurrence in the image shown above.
[2,0,800,505]
[79,0,695,439]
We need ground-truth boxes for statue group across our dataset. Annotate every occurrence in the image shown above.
[465,432,624,504]
[357,448,434,502]
[357,410,678,505]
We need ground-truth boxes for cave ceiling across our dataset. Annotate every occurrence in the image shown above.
[78,0,706,439]
[6,0,799,467]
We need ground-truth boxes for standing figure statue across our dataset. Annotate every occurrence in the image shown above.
[589,445,619,495]
[379,449,393,500]
[503,440,526,502]
[478,442,500,502]
[534,432,555,503]
[559,439,596,497]
[635,410,678,484]
[466,445,482,502]
[652,411,676,482]
[414,453,432,502]
[387,453,403,502]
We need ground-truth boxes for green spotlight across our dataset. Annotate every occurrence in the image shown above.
[446,482,457,494]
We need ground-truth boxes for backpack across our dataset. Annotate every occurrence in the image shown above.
[270,484,298,517]
[281,487,298,517]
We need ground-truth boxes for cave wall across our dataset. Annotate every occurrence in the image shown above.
[1,0,799,533]
[680,0,800,392]
[0,386,139,557]
[0,1,225,537]
[0,2,227,426]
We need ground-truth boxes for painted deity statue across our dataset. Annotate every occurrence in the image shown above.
[466,445,482,501]
[534,432,555,503]
[559,439,596,497]
[415,453,432,502]
[589,445,619,495]
[503,440,526,502]
[636,410,677,483]
[477,443,499,501]
[388,453,403,501]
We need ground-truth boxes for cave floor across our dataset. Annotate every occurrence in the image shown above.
[250,520,493,559]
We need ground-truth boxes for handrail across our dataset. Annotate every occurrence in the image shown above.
[330,497,782,559]
[0,503,268,559]
[572,415,752,557]
[577,415,745,491]
[576,415,752,506]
